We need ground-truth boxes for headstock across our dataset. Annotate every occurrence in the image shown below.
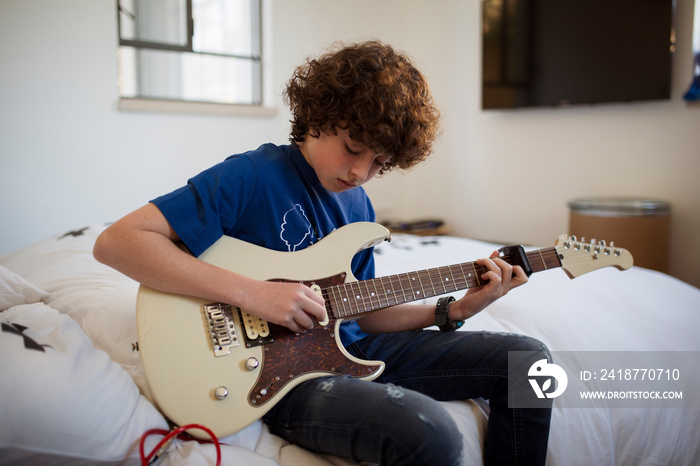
[555,235,634,279]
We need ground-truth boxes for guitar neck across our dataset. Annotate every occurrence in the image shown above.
[325,247,561,319]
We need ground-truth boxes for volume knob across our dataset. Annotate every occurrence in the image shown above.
[214,386,228,400]
[245,357,260,371]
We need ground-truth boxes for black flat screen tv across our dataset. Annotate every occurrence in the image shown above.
[482,0,675,109]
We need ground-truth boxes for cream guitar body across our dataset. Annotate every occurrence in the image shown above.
[136,222,632,438]
[136,222,389,438]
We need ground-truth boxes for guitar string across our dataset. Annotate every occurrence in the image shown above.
[324,246,625,319]
[325,259,493,318]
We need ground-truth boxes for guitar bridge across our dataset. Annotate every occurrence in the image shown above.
[203,303,239,357]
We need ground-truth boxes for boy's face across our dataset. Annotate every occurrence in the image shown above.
[299,128,391,193]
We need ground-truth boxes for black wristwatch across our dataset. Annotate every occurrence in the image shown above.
[434,296,464,332]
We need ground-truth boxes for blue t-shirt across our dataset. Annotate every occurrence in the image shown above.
[151,143,375,345]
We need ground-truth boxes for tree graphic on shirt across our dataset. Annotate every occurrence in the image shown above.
[280,204,314,252]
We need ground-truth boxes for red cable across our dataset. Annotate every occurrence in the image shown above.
[140,424,221,466]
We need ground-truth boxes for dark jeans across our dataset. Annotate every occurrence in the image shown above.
[263,330,552,465]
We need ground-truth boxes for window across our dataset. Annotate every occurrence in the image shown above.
[117,0,262,106]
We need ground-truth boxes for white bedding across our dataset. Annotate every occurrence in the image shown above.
[1,224,699,465]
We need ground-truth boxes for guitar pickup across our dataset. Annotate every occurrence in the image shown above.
[203,303,239,357]
[239,309,274,348]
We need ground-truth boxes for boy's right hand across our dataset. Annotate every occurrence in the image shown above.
[242,280,328,334]
[94,204,328,335]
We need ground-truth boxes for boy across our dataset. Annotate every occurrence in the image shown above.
[94,40,551,465]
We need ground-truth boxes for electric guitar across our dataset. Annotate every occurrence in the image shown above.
[136,222,633,438]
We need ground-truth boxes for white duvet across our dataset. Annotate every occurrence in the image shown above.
[1,224,698,465]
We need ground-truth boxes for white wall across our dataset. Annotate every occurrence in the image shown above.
[1,0,699,287]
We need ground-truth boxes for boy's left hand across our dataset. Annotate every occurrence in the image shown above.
[449,251,529,320]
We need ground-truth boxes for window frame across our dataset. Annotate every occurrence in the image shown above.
[116,0,266,112]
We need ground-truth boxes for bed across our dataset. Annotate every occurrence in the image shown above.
[1,223,699,465]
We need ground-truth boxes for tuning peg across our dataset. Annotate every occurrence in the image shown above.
[599,240,606,247]
[610,241,615,247]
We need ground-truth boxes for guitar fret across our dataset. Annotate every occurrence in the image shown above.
[427,268,439,295]
[327,286,338,317]
[342,288,351,317]
[361,280,376,311]
[457,263,469,288]
[389,276,400,306]
[454,264,469,289]
[398,272,411,303]
[379,277,398,307]
[401,272,411,300]
[353,281,365,313]
[525,247,560,273]
[434,268,444,294]
[547,248,561,269]
[341,286,350,317]
[353,281,368,313]
[445,266,457,293]
[361,282,373,312]
[418,271,428,299]
[347,282,358,315]
[384,276,396,306]
[428,268,440,296]
[408,271,426,300]
[435,268,445,294]
[359,282,371,313]
[453,265,463,290]
[471,262,481,286]
[325,286,338,317]
[438,266,452,294]
[343,282,358,316]
[372,280,382,308]
[372,278,386,308]
[376,277,386,306]
[339,285,352,317]
[393,274,408,305]
[439,269,449,292]
[356,281,366,312]
[537,250,547,270]
[448,265,460,290]
[333,286,348,318]
[421,269,437,298]
[371,279,386,308]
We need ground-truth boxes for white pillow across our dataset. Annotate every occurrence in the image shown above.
[0,224,147,394]
[0,302,168,464]
[0,264,49,311]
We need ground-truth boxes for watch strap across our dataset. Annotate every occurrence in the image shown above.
[434,296,463,332]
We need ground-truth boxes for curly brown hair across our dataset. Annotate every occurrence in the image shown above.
[284,40,441,173]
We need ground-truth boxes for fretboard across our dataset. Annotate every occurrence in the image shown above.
[325,247,561,319]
